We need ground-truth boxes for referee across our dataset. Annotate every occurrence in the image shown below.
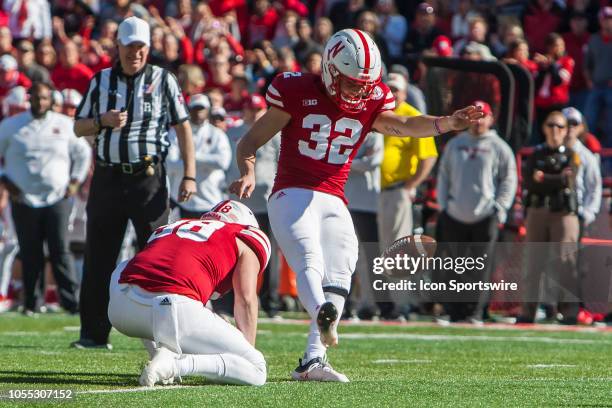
[71,16,196,349]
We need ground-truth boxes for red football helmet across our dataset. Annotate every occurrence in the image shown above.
[321,29,382,113]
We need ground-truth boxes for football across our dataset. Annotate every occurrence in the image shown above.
[380,234,437,278]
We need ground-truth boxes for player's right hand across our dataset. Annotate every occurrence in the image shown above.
[101,109,128,129]
[229,175,255,199]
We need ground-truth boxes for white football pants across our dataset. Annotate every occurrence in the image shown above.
[268,188,358,361]
[108,262,266,386]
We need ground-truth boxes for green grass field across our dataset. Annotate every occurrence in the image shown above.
[0,313,611,407]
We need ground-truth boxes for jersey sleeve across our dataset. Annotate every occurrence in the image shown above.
[377,83,396,113]
[265,72,302,113]
[237,226,271,274]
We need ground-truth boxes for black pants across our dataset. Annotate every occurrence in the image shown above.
[11,198,78,312]
[79,163,169,344]
[435,211,499,321]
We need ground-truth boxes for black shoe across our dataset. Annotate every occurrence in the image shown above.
[604,313,612,325]
[70,338,113,350]
[357,306,377,321]
[317,302,338,347]
[558,316,577,325]
[515,316,535,324]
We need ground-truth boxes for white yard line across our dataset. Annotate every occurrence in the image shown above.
[373,359,432,364]
[341,333,607,344]
[76,385,190,395]
[527,364,578,368]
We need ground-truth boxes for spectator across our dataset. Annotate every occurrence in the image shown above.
[504,39,538,74]
[1,86,29,118]
[205,55,234,94]
[451,0,479,39]
[248,0,279,47]
[226,94,281,318]
[356,10,390,66]
[51,90,62,113]
[60,89,82,118]
[273,10,299,50]
[584,7,612,147]
[277,47,299,73]
[562,12,591,112]
[178,64,206,104]
[35,40,56,72]
[293,18,322,65]
[490,21,525,59]
[562,107,601,228]
[518,111,580,324]
[313,17,334,47]
[453,15,491,57]
[2,0,52,41]
[533,33,574,132]
[389,66,427,114]
[523,0,563,54]
[304,51,322,75]
[329,0,366,32]
[375,0,408,65]
[0,26,13,56]
[404,2,444,56]
[422,35,454,116]
[50,41,93,95]
[0,81,91,315]
[16,40,49,84]
[225,75,250,116]
[167,94,231,219]
[0,55,31,113]
[345,131,383,320]
[436,101,517,322]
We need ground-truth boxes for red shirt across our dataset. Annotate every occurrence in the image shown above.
[535,55,574,108]
[119,219,271,304]
[0,72,31,98]
[562,32,590,91]
[523,7,562,54]
[582,133,602,154]
[266,72,395,204]
[248,7,279,47]
[51,63,94,94]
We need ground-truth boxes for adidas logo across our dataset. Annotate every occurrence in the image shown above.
[277,191,287,199]
[160,297,171,306]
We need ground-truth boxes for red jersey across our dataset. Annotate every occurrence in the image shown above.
[51,63,94,95]
[535,55,574,108]
[119,219,271,304]
[266,72,394,204]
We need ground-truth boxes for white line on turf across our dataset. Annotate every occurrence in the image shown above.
[341,333,607,344]
[527,364,577,368]
[373,359,432,364]
[76,385,190,395]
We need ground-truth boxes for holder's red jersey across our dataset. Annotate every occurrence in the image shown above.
[265,72,395,204]
[119,219,271,304]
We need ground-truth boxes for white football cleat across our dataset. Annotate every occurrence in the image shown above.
[139,347,180,387]
[291,356,349,383]
[317,302,339,347]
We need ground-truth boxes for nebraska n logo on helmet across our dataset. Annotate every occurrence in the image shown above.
[322,29,382,113]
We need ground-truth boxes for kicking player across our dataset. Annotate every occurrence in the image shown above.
[230,29,483,382]
[107,200,271,386]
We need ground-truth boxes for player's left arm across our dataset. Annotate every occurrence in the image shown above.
[372,106,484,138]
[232,238,262,346]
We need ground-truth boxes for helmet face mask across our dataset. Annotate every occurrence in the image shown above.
[322,29,382,113]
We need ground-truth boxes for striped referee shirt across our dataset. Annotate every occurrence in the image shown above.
[76,64,189,164]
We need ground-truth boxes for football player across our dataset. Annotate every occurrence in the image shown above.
[107,200,271,387]
[230,29,484,382]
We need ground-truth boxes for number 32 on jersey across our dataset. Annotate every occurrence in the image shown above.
[299,114,362,165]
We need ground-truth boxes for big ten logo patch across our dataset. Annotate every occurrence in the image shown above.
[303,99,318,107]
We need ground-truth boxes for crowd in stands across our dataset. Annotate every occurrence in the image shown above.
[0,0,610,324]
